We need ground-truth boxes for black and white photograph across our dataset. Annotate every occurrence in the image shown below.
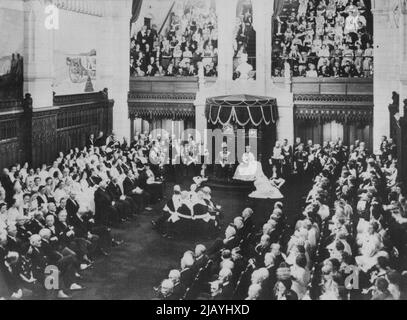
[1,0,407,304]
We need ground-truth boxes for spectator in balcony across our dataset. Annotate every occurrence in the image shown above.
[134,66,145,77]
[319,60,332,77]
[173,45,183,67]
[317,44,331,69]
[136,25,148,50]
[272,0,373,79]
[165,63,175,77]
[204,64,216,77]
[145,64,156,77]
[155,63,165,77]
[186,64,197,77]
[306,63,318,78]
[342,44,355,66]
[342,60,357,78]
[130,2,218,78]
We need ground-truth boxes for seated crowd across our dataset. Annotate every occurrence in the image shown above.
[0,130,167,299]
[270,135,397,179]
[156,136,407,300]
[272,0,374,78]
[130,2,218,77]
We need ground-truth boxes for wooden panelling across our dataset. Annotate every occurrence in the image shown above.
[0,109,25,169]
[347,82,374,95]
[292,83,320,94]
[0,91,114,169]
[130,77,199,94]
[291,78,373,96]
[54,92,114,158]
[0,139,21,170]
[320,83,347,95]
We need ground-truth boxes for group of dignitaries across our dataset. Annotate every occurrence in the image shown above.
[152,181,222,239]
[270,136,397,179]
[157,135,407,300]
[0,131,165,299]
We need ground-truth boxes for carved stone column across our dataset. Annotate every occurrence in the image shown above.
[372,2,400,152]
[216,0,238,85]
[252,0,273,92]
[22,1,58,166]
[105,0,132,140]
[23,0,55,109]
[399,3,407,117]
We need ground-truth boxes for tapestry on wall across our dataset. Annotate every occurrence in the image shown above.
[53,49,97,94]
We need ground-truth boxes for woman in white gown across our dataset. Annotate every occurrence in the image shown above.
[234,146,264,182]
[70,171,96,213]
[249,174,284,200]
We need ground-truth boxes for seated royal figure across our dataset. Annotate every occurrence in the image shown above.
[233,146,263,182]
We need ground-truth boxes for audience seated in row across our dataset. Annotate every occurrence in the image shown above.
[272,0,373,78]
[130,1,218,78]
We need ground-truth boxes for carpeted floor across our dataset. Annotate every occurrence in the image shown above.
[70,176,311,300]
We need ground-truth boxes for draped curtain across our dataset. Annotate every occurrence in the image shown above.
[273,0,285,19]
[206,95,278,127]
[131,0,143,24]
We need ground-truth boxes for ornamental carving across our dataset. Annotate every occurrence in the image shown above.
[127,92,197,101]
[128,102,195,120]
[31,111,58,148]
[295,105,373,125]
[52,0,104,17]
[0,99,23,111]
[294,94,373,104]
[54,91,108,106]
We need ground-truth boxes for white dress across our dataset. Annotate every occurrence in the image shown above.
[249,176,284,200]
[72,179,96,213]
[233,152,264,182]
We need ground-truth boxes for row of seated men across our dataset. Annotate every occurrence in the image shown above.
[0,133,165,299]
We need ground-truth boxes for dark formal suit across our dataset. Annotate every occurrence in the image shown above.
[36,194,48,208]
[27,218,45,235]
[27,246,48,281]
[107,182,135,218]
[180,267,194,289]
[94,136,106,148]
[219,281,234,300]
[6,235,23,254]
[262,265,277,300]
[192,255,209,275]
[86,138,95,149]
[0,173,13,205]
[55,220,74,247]
[41,239,78,289]
[16,225,32,242]
[123,176,150,213]
[55,219,92,260]
[94,187,119,226]
[66,198,80,221]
